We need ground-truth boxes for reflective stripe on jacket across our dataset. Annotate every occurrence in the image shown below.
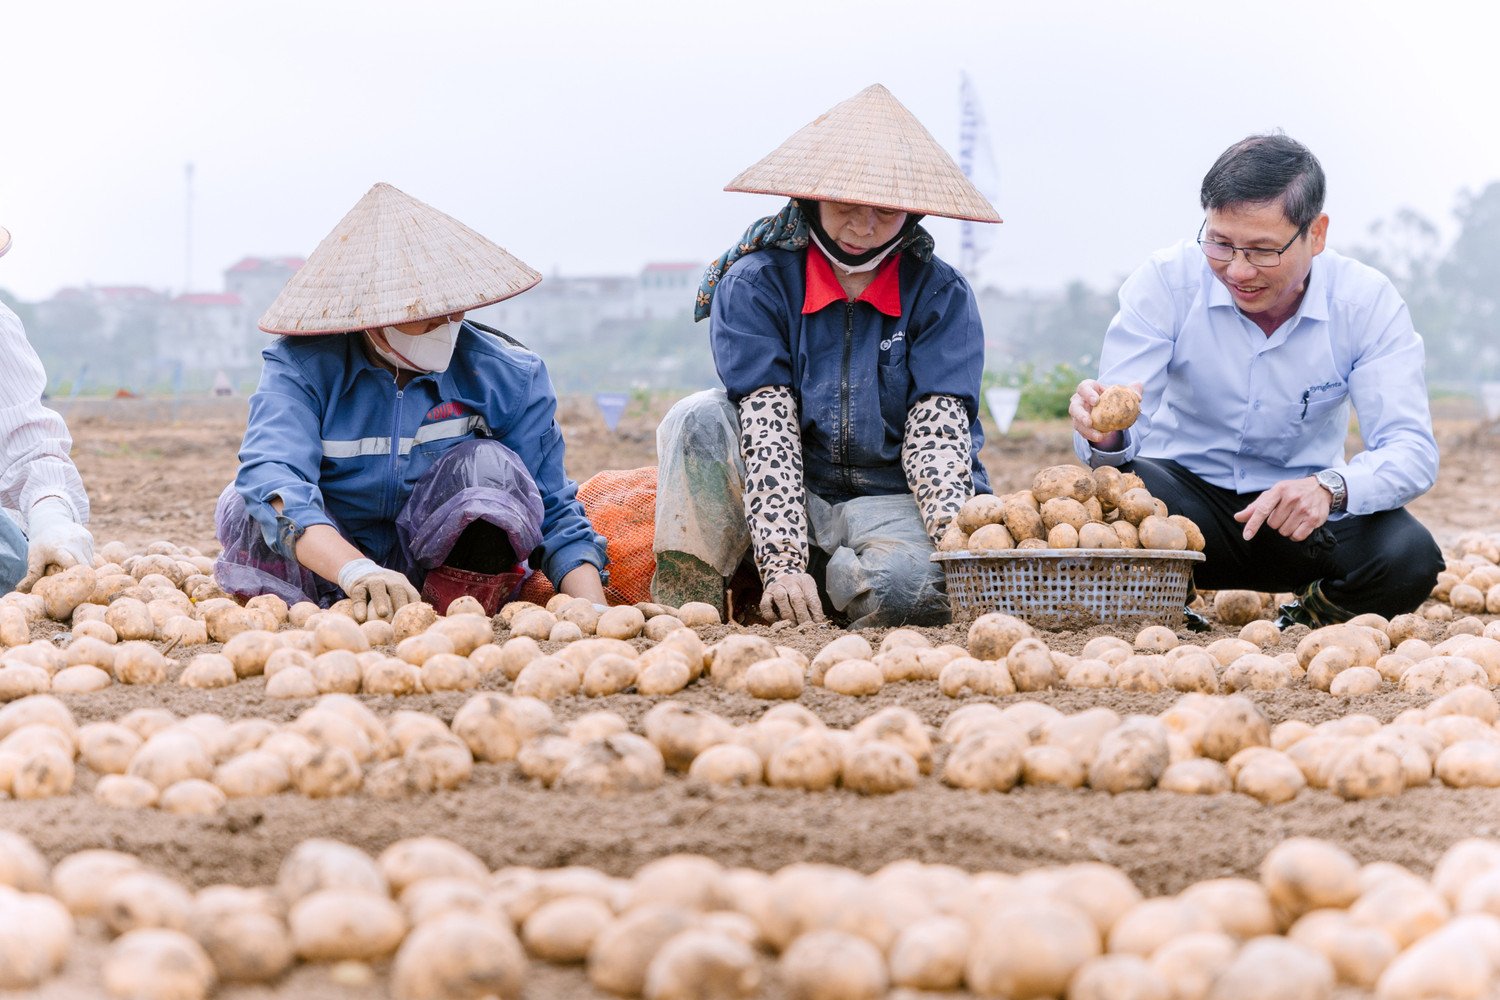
[234,323,606,586]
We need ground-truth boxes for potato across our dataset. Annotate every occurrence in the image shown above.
[1040,497,1089,532]
[555,733,666,793]
[518,896,613,964]
[1200,696,1271,762]
[452,694,553,763]
[841,742,918,795]
[193,905,294,985]
[576,653,635,697]
[644,703,733,772]
[430,614,492,656]
[103,598,155,641]
[586,903,697,995]
[95,773,159,815]
[708,634,777,693]
[214,750,291,797]
[966,899,1100,999]
[565,711,629,745]
[745,656,804,700]
[1070,955,1171,1000]
[1435,740,1500,788]
[963,522,1011,551]
[1261,838,1361,920]
[276,840,387,908]
[33,564,97,621]
[639,928,758,1000]
[103,928,216,1000]
[779,928,887,1000]
[965,613,1034,664]
[823,658,883,695]
[102,871,193,936]
[1033,465,1096,504]
[223,629,281,678]
[404,734,473,790]
[290,889,405,962]
[1019,745,1084,787]
[766,730,843,791]
[1000,502,1046,542]
[1138,515,1189,550]
[391,911,525,1000]
[943,730,1025,791]
[1164,517,1204,553]
[687,744,763,786]
[77,721,142,774]
[178,653,235,689]
[1158,758,1232,795]
[0,889,73,989]
[1077,521,1119,549]
[160,778,227,816]
[939,656,1016,697]
[1091,384,1141,433]
[1088,718,1170,793]
[956,494,1005,533]
[852,706,933,774]
[596,605,645,640]
[291,746,362,797]
[809,635,875,683]
[397,632,454,665]
[1116,488,1157,525]
[420,653,479,692]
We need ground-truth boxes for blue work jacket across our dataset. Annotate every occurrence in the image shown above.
[235,324,606,586]
[710,248,991,504]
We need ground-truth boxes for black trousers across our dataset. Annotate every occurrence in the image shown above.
[1124,458,1444,617]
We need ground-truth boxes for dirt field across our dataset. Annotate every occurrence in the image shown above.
[9,393,1500,998]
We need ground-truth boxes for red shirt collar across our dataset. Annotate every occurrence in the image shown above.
[802,245,904,317]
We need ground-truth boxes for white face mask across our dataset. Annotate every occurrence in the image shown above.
[370,319,460,373]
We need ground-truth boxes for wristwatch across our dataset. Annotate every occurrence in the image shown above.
[1315,470,1347,513]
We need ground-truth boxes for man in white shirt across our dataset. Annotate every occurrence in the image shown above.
[0,225,94,592]
[1070,134,1442,628]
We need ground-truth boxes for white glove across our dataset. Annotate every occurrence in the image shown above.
[338,557,421,623]
[19,497,94,593]
[760,571,825,625]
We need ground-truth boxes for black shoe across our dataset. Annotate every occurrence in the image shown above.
[1183,606,1212,633]
[1274,600,1318,630]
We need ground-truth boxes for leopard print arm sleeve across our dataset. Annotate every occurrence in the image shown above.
[737,386,809,584]
[902,393,975,547]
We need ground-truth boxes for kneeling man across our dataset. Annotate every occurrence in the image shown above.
[1071,133,1442,627]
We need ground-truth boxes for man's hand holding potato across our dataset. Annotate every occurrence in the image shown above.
[1070,380,1144,451]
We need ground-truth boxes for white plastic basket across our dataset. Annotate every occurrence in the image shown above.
[931,548,1205,628]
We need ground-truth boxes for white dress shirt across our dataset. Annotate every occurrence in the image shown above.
[1073,240,1437,517]
[0,302,90,527]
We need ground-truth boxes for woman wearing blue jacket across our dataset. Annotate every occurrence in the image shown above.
[653,85,1002,628]
[215,183,607,621]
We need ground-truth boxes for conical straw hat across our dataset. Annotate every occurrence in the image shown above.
[0,226,10,260]
[726,84,1001,224]
[259,183,542,335]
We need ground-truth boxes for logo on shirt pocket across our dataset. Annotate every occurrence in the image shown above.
[880,330,905,353]
[1299,380,1346,419]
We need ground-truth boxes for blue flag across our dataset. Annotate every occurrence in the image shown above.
[595,392,629,433]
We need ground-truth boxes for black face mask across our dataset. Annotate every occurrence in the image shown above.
[797,198,924,269]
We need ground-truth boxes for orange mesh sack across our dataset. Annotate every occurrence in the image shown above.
[518,466,658,607]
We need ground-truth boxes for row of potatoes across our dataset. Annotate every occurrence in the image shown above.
[938,464,1207,553]
[9,650,1500,808]
[6,828,1500,1000]
[935,612,1500,701]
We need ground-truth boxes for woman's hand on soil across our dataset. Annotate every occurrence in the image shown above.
[760,572,825,625]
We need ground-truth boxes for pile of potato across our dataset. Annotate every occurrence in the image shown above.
[1428,532,1500,621]
[938,464,1207,553]
[10,829,1500,999]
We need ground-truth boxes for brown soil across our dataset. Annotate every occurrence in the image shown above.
[11,395,1497,998]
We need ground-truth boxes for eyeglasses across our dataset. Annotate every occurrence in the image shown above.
[1197,220,1308,268]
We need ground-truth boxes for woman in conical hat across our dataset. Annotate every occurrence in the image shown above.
[0,224,96,594]
[653,84,1001,627]
[213,184,607,619]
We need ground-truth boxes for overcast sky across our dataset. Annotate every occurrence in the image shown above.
[2,1,1497,302]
